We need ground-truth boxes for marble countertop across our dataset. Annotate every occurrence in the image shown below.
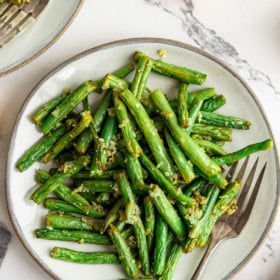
[0,0,279,279]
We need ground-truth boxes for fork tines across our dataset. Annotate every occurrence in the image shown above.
[0,0,49,48]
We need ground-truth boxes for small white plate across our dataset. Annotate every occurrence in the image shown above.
[6,38,280,280]
[0,0,83,77]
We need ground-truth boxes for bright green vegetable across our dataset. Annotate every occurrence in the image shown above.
[164,128,195,184]
[159,243,182,280]
[40,81,97,134]
[46,213,98,232]
[134,51,207,85]
[143,196,156,253]
[149,184,186,239]
[214,139,273,166]
[200,94,226,112]
[114,95,143,157]
[139,154,195,206]
[41,111,93,163]
[119,89,175,178]
[31,155,90,204]
[90,115,118,175]
[32,90,68,125]
[200,111,251,129]
[50,247,119,264]
[108,225,139,277]
[130,54,153,100]
[150,89,221,177]
[36,228,111,245]
[177,82,189,128]
[16,125,67,172]
[153,214,169,275]
[117,172,150,275]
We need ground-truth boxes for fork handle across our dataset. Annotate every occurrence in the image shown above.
[191,236,221,280]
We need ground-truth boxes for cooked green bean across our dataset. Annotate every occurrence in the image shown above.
[36,228,111,245]
[214,139,273,166]
[41,111,93,163]
[200,94,226,112]
[31,155,90,204]
[40,81,97,134]
[108,225,139,277]
[149,184,186,239]
[150,89,221,177]
[177,82,189,128]
[119,89,175,178]
[143,196,156,253]
[50,247,119,264]
[164,128,195,184]
[139,154,195,206]
[153,214,169,275]
[16,125,67,172]
[134,51,207,85]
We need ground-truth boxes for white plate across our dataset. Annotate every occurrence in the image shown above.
[6,38,280,280]
[0,0,83,77]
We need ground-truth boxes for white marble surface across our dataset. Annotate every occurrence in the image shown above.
[0,0,279,279]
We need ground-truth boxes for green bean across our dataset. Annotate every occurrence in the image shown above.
[90,115,118,175]
[194,139,227,156]
[108,225,139,277]
[102,74,129,91]
[79,180,115,193]
[195,167,228,189]
[159,243,182,280]
[185,96,203,134]
[125,150,145,192]
[200,111,251,130]
[50,247,119,264]
[200,94,226,112]
[32,90,68,125]
[100,198,124,234]
[150,89,221,177]
[75,91,112,154]
[183,177,207,197]
[40,81,97,134]
[114,94,143,157]
[149,184,186,239]
[130,54,153,100]
[184,186,220,252]
[41,111,93,163]
[164,129,195,184]
[197,181,240,247]
[187,88,216,105]
[117,172,150,275]
[139,154,195,206]
[46,213,97,231]
[178,82,189,128]
[72,170,117,180]
[16,125,67,172]
[214,139,273,166]
[143,196,156,253]
[153,214,169,275]
[36,228,111,245]
[31,155,90,204]
[191,123,232,142]
[119,89,175,178]
[134,51,207,85]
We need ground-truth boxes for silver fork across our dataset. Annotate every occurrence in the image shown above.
[191,156,267,280]
[0,0,49,48]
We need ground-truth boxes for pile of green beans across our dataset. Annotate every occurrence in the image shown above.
[17,51,273,280]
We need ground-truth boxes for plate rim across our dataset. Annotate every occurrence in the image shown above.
[5,37,280,280]
[0,0,84,78]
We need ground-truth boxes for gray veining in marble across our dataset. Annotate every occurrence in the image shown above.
[144,0,279,97]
